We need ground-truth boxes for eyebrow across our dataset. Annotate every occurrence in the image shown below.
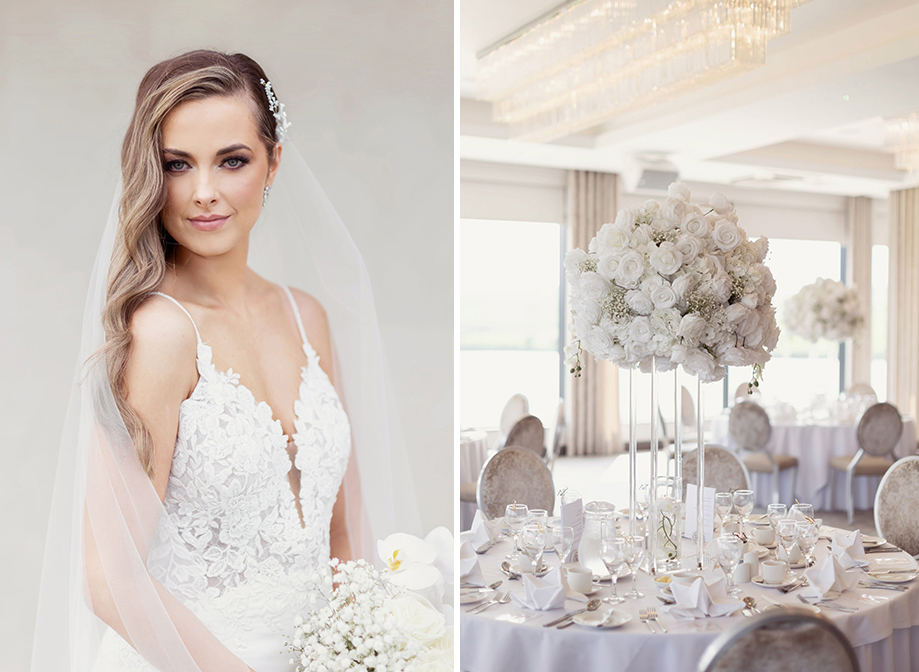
[162,143,253,158]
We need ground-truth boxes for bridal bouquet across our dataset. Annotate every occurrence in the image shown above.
[565,182,780,384]
[784,278,864,342]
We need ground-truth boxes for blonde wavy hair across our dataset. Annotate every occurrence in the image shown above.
[101,50,278,476]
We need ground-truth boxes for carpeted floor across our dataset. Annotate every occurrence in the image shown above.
[552,453,878,536]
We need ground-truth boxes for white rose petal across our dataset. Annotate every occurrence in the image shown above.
[616,250,645,288]
[626,289,653,315]
[628,316,653,345]
[597,253,621,280]
[712,219,742,252]
[649,242,684,276]
[650,284,678,310]
[668,181,692,201]
[709,192,732,214]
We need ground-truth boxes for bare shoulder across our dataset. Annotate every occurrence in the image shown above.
[126,295,199,395]
[286,288,333,372]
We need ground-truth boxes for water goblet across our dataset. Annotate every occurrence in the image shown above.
[549,524,575,565]
[776,519,798,566]
[716,535,744,597]
[623,532,647,599]
[599,536,627,604]
[766,503,787,558]
[505,503,529,562]
[520,522,547,573]
[528,508,549,531]
[795,521,818,567]
[715,492,733,530]
[732,490,755,529]
[790,502,814,523]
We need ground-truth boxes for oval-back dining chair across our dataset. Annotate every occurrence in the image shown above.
[728,401,798,504]
[874,455,919,558]
[681,445,751,500]
[476,446,555,520]
[697,607,859,672]
[504,415,546,458]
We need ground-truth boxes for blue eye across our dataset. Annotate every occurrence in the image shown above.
[164,160,187,173]
[224,155,250,169]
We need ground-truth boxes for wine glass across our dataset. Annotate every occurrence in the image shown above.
[766,503,787,559]
[623,532,647,599]
[716,535,744,597]
[528,508,549,531]
[715,492,733,530]
[599,536,627,604]
[520,522,547,572]
[776,519,798,566]
[505,503,529,562]
[790,502,814,523]
[795,521,818,567]
[549,524,575,565]
[732,490,754,529]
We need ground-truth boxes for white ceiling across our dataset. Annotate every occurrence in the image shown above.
[460,0,919,197]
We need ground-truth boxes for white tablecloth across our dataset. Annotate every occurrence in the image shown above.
[709,414,917,510]
[461,431,490,531]
[460,530,919,672]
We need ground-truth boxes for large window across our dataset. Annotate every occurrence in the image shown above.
[460,219,562,430]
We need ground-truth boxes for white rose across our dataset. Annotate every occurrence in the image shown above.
[678,313,707,342]
[763,322,781,351]
[681,213,711,238]
[756,264,776,297]
[683,348,718,381]
[643,199,661,215]
[715,343,748,367]
[712,273,733,304]
[649,242,684,276]
[670,343,689,364]
[382,593,445,647]
[415,645,454,672]
[650,214,677,233]
[674,234,702,264]
[668,181,692,201]
[725,303,750,326]
[712,219,742,252]
[580,271,610,299]
[615,208,638,230]
[708,192,732,214]
[596,253,621,281]
[574,298,602,325]
[671,272,696,303]
[616,250,645,288]
[628,316,653,345]
[626,289,653,315]
[585,325,615,358]
[736,307,761,338]
[564,248,588,278]
[662,198,689,223]
[650,283,678,310]
[596,223,629,252]
[631,224,652,247]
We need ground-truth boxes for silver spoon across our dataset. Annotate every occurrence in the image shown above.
[743,596,760,614]
[500,561,520,580]
[544,599,602,627]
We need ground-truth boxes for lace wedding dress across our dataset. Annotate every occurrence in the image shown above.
[92,287,351,672]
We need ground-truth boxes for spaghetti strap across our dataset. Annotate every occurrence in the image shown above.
[281,286,308,346]
[151,291,202,343]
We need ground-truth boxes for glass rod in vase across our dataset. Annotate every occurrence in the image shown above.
[649,356,659,572]
[696,377,705,569]
[629,368,637,538]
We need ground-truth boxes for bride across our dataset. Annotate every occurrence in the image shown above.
[31,50,420,672]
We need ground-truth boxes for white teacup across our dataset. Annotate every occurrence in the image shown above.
[565,564,594,593]
[777,544,803,564]
[671,570,702,586]
[761,560,788,584]
[753,527,775,546]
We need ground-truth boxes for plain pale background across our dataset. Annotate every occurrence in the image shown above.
[0,1,453,669]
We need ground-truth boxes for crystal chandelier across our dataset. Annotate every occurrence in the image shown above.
[477,0,813,142]
[886,112,919,172]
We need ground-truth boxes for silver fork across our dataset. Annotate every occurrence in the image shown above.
[647,606,667,633]
[638,609,657,634]
[466,591,509,614]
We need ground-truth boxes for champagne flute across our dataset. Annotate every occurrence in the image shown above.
[795,521,818,568]
[623,532,647,599]
[549,524,575,565]
[776,519,798,567]
[716,535,744,597]
[599,536,627,604]
[715,492,733,531]
[732,490,755,530]
[505,503,529,562]
[521,522,547,573]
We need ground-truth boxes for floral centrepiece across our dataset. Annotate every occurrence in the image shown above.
[565,182,780,384]
[287,558,452,672]
[784,278,864,343]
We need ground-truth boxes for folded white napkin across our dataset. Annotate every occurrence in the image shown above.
[510,567,573,611]
[831,529,869,569]
[459,539,484,584]
[801,553,858,599]
[467,510,501,552]
[665,577,743,620]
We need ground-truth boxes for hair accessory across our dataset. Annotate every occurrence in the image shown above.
[259,78,291,143]
[263,184,271,206]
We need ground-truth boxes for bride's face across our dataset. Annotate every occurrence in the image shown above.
[159,95,280,259]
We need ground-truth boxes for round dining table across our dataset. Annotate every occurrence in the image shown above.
[460,527,919,672]
[709,413,917,510]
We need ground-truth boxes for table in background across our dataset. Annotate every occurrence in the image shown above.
[461,431,490,531]
[460,530,919,672]
[709,415,917,509]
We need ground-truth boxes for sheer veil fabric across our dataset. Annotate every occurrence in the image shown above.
[31,138,422,671]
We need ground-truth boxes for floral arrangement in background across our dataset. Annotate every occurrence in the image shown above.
[288,529,454,672]
[565,182,780,384]
[784,278,864,343]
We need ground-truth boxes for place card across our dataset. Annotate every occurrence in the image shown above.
[560,497,583,554]
[684,484,715,543]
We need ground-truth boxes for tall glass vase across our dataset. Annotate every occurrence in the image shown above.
[652,475,682,570]
[695,377,706,569]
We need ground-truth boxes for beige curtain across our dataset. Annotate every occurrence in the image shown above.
[847,196,872,387]
[889,187,919,442]
[566,171,620,455]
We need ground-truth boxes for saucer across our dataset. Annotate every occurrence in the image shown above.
[572,609,632,629]
[866,570,918,583]
[575,583,602,596]
[459,588,493,605]
[752,574,798,589]
[861,536,887,549]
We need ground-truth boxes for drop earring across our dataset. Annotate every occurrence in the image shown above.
[262,185,271,206]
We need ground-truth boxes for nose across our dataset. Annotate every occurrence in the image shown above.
[193,169,218,205]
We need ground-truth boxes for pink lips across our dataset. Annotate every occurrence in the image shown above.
[189,214,229,231]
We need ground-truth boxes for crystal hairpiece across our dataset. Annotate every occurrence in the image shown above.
[260,78,291,143]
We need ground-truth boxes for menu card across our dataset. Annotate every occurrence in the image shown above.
[560,497,583,558]
[684,484,715,543]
